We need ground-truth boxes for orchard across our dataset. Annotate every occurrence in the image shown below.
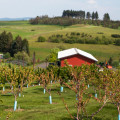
[0,62,120,120]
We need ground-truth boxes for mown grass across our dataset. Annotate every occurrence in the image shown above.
[0,84,118,120]
[0,21,120,61]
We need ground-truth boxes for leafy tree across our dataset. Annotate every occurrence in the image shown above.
[11,36,22,56]
[48,48,60,63]
[103,13,110,21]
[37,36,46,42]
[115,39,120,46]
[11,36,29,57]
[0,31,13,53]
[14,51,31,63]
[22,39,30,56]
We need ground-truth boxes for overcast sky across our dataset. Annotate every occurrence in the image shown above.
[0,0,120,20]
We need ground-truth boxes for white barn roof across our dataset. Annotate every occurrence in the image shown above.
[58,48,98,62]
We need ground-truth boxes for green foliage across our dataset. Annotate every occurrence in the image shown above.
[4,52,11,59]
[0,64,120,119]
[111,34,120,38]
[48,32,114,45]
[0,31,13,53]
[115,39,120,46]
[103,13,110,21]
[29,9,120,30]
[108,57,113,65]
[47,48,60,63]
[37,36,46,42]
[0,31,30,57]
[112,60,119,67]
[14,51,31,63]
[11,36,30,57]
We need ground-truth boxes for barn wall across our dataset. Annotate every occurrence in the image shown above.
[60,54,95,67]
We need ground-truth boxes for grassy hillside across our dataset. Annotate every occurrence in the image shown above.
[0,21,120,61]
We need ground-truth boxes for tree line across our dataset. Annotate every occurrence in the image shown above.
[62,10,99,20]
[29,10,120,29]
[0,31,30,57]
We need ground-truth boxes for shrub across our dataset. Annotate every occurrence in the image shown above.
[57,45,66,50]
[112,61,119,67]
[38,36,46,42]
[115,39,120,46]
[14,51,31,63]
[111,34,120,38]
[4,52,11,59]
[97,32,104,34]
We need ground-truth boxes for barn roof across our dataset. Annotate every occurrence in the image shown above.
[58,48,98,62]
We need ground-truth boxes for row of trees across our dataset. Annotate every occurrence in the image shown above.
[0,31,30,57]
[29,10,120,29]
[0,62,119,119]
[62,10,99,20]
[63,10,110,21]
[62,10,86,19]
[29,16,119,29]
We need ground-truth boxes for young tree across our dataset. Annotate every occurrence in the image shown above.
[108,57,113,65]
[48,48,60,63]
[109,70,120,120]
[32,51,36,69]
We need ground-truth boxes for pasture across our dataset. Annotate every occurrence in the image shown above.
[0,21,120,61]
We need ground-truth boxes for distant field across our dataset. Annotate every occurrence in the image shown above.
[0,21,120,61]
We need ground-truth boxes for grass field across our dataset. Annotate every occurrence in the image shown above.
[0,84,118,120]
[0,21,120,61]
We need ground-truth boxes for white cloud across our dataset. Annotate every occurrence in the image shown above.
[88,0,96,4]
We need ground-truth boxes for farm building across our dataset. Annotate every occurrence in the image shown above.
[0,54,3,59]
[58,48,98,67]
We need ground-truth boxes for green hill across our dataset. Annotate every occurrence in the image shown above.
[0,21,120,62]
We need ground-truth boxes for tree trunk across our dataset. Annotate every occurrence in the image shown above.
[14,95,17,111]
[117,103,120,120]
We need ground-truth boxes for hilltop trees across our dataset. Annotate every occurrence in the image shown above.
[62,10,85,19]
[86,12,91,19]
[103,13,110,21]
[30,9,120,29]
[92,11,99,20]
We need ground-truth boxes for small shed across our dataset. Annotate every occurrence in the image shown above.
[58,48,98,67]
[0,54,3,59]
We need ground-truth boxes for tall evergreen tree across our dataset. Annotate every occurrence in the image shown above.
[103,13,110,21]
[95,11,99,20]
[86,12,91,19]
[92,12,95,20]
[22,39,30,56]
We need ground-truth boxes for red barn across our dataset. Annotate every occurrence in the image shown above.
[58,48,98,67]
